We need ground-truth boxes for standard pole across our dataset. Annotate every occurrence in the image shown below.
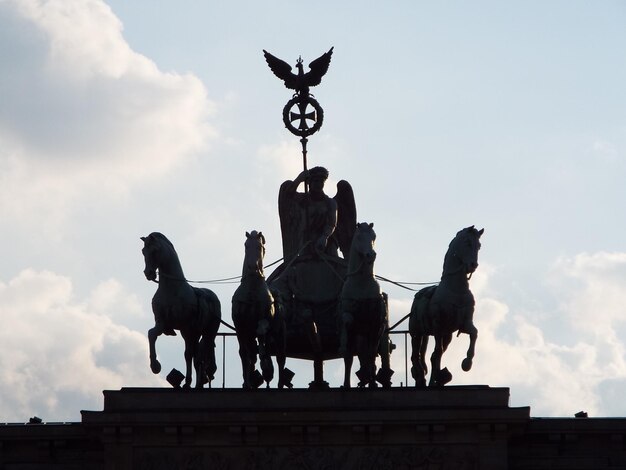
[300,136,309,194]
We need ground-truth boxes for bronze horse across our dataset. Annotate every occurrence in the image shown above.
[409,226,483,387]
[232,231,289,388]
[339,223,387,388]
[141,232,221,388]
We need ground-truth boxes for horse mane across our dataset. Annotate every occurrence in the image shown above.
[148,232,176,254]
[449,226,478,248]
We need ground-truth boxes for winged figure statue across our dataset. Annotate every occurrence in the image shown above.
[263,47,334,97]
[277,166,356,264]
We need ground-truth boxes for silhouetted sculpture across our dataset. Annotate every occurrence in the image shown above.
[262,48,393,388]
[263,47,333,98]
[339,223,388,388]
[409,226,484,387]
[232,231,290,389]
[269,167,359,387]
[278,166,355,262]
[263,48,333,138]
[141,232,221,388]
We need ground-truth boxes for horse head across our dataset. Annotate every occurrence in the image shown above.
[244,230,266,276]
[351,222,377,266]
[445,226,484,277]
[141,232,175,282]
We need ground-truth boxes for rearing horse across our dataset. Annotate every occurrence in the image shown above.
[232,231,288,388]
[409,226,483,387]
[141,232,221,388]
[339,222,387,388]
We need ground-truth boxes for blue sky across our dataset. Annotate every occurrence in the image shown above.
[1,0,625,421]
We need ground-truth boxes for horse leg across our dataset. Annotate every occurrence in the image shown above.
[410,333,427,387]
[429,335,444,387]
[339,308,353,388]
[430,333,454,387]
[234,303,254,388]
[275,352,286,388]
[366,343,378,389]
[258,335,274,388]
[196,335,216,389]
[204,336,217,387]
[198,298,220,389]
[237,333,252,389]
[274,321,291,389]
[148,324,164,374]
[196,336,208,388]
[377,330,392,388]
[238,341,249,388]
[182,334,198,389]
[355,334,370,388]
[462,322,478,371]
[364,316,382,388]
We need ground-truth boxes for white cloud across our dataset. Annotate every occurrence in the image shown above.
[85,278,144,322]
[0,0,216,233]
[401,253,626,417]
[592,139,618,161]
[257,139,305,182]
[319,253,626,416]
[550,252,626,333]
[0,269,162,422]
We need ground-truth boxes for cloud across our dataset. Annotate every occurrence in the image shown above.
[550,252,626,333]
[0,0,216,232]
[592,140,618,162]
[257,139,305,182]
[0,269,162,422]
[431,252,626,417]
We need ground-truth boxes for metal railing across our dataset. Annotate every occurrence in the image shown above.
[214,330,412,388]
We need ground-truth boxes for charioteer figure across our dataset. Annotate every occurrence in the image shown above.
[278,166,355,262]
[268,166,356,388]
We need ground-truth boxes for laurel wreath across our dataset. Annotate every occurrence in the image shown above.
[282,95,324,138]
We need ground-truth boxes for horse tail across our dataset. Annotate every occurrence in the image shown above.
[409,285,436,335]
[194,288,222,339]
[194,288,221,385]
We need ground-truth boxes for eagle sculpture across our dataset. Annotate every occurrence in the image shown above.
[263,47,334,97]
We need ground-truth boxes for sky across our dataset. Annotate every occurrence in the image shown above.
[1,0,625,422]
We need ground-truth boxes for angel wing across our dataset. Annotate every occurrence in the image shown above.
[278,180,305,263]
[333,180,356,259]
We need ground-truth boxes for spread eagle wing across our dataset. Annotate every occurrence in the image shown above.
[263,50,298,90]
[263,47,334,90]
[305,47,334,87]
[333,179,356,259]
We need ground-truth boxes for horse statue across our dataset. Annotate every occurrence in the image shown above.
[232,231,290,388]
[339,222,387,388]
[409,226,484,387]
[141,232,221,388]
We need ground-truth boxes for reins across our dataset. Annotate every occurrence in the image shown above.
[147,240,441,336]
[149,257,284,285]
[153,256,438,292]
[441,252,475,281]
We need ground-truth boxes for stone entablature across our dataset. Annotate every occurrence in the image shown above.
[2,387,625,469]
